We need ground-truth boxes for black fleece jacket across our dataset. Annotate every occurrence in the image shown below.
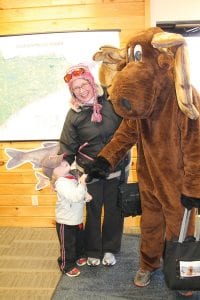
[59,95,130,172]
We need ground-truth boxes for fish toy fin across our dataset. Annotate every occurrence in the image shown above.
[42,142,59,148]
[5,148,25,169]
[35,172,50,190]
[31,162,41,169]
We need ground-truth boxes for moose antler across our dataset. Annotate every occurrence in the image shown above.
[152,32,199,120]
[93,45,126,88]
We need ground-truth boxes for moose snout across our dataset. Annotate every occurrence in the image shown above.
[121,98,132,111]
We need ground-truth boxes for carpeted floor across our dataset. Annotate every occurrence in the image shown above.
[52,234,200,300]
[0,227,60,299]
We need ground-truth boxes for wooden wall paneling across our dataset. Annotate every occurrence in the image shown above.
[0,216,56,227]
[0,3,144,22]
[0,0,144,10]
[0,17,145,37]
[0,195,57,206]
[1,141,44,147]
[0,141,55,227]
[144,0,150,28]
[0,0,104,10]
[0,172,37,184]
[0,206,55,217]
[0,1,146,49]
[0,183,50,195]
[124,215,140,233]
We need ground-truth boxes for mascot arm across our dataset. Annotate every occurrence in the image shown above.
[85,156,111,182]
[180,88,200,202]
[99,119,138,168]
[85,119,138,181]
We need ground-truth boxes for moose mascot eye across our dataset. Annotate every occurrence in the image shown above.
[134,44,142,62]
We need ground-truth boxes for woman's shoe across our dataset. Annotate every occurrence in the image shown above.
[102,252,116,266]
[87,257,100,266]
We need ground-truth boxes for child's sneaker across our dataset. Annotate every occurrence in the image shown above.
[65,267,80,277]
[87,257,100,266]
[76,257,87,266]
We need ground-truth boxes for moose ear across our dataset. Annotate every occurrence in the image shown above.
[93,45,126,64]
[152,31,199,120]
[174,45,199,120]
[93,51,104,62]
[157,52,174,70]
[93,45,126,89]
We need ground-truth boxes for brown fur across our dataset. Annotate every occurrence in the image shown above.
[96,27,200,271]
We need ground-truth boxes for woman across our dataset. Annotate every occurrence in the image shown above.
[59,64,130,266]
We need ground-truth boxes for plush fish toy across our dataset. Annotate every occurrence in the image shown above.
[5,142,59,169]
[5,142,63,190]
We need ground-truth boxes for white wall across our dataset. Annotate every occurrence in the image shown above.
[150,0,200,92]
[150,0,200,25]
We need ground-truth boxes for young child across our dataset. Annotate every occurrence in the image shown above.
[51,160,92,277]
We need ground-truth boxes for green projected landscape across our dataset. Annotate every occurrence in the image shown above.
[0,54,67,125]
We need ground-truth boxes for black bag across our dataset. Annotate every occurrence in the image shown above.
[118,160,142,217]
[163,209,200,291]
[118,182,142,217]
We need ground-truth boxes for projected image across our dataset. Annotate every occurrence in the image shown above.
[0,31,119,141]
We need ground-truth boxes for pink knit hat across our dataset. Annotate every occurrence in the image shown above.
[64,64,103,123]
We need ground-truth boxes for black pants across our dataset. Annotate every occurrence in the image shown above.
[56,223,85,273]
[85,177,124,258]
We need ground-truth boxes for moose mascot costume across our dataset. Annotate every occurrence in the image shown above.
[86,27,200,291]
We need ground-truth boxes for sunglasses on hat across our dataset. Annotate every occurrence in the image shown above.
[64,67,86,83]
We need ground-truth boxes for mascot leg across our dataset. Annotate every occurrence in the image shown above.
[134,190,196,288]
[139,192,165,270]
[134,191,165,287]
